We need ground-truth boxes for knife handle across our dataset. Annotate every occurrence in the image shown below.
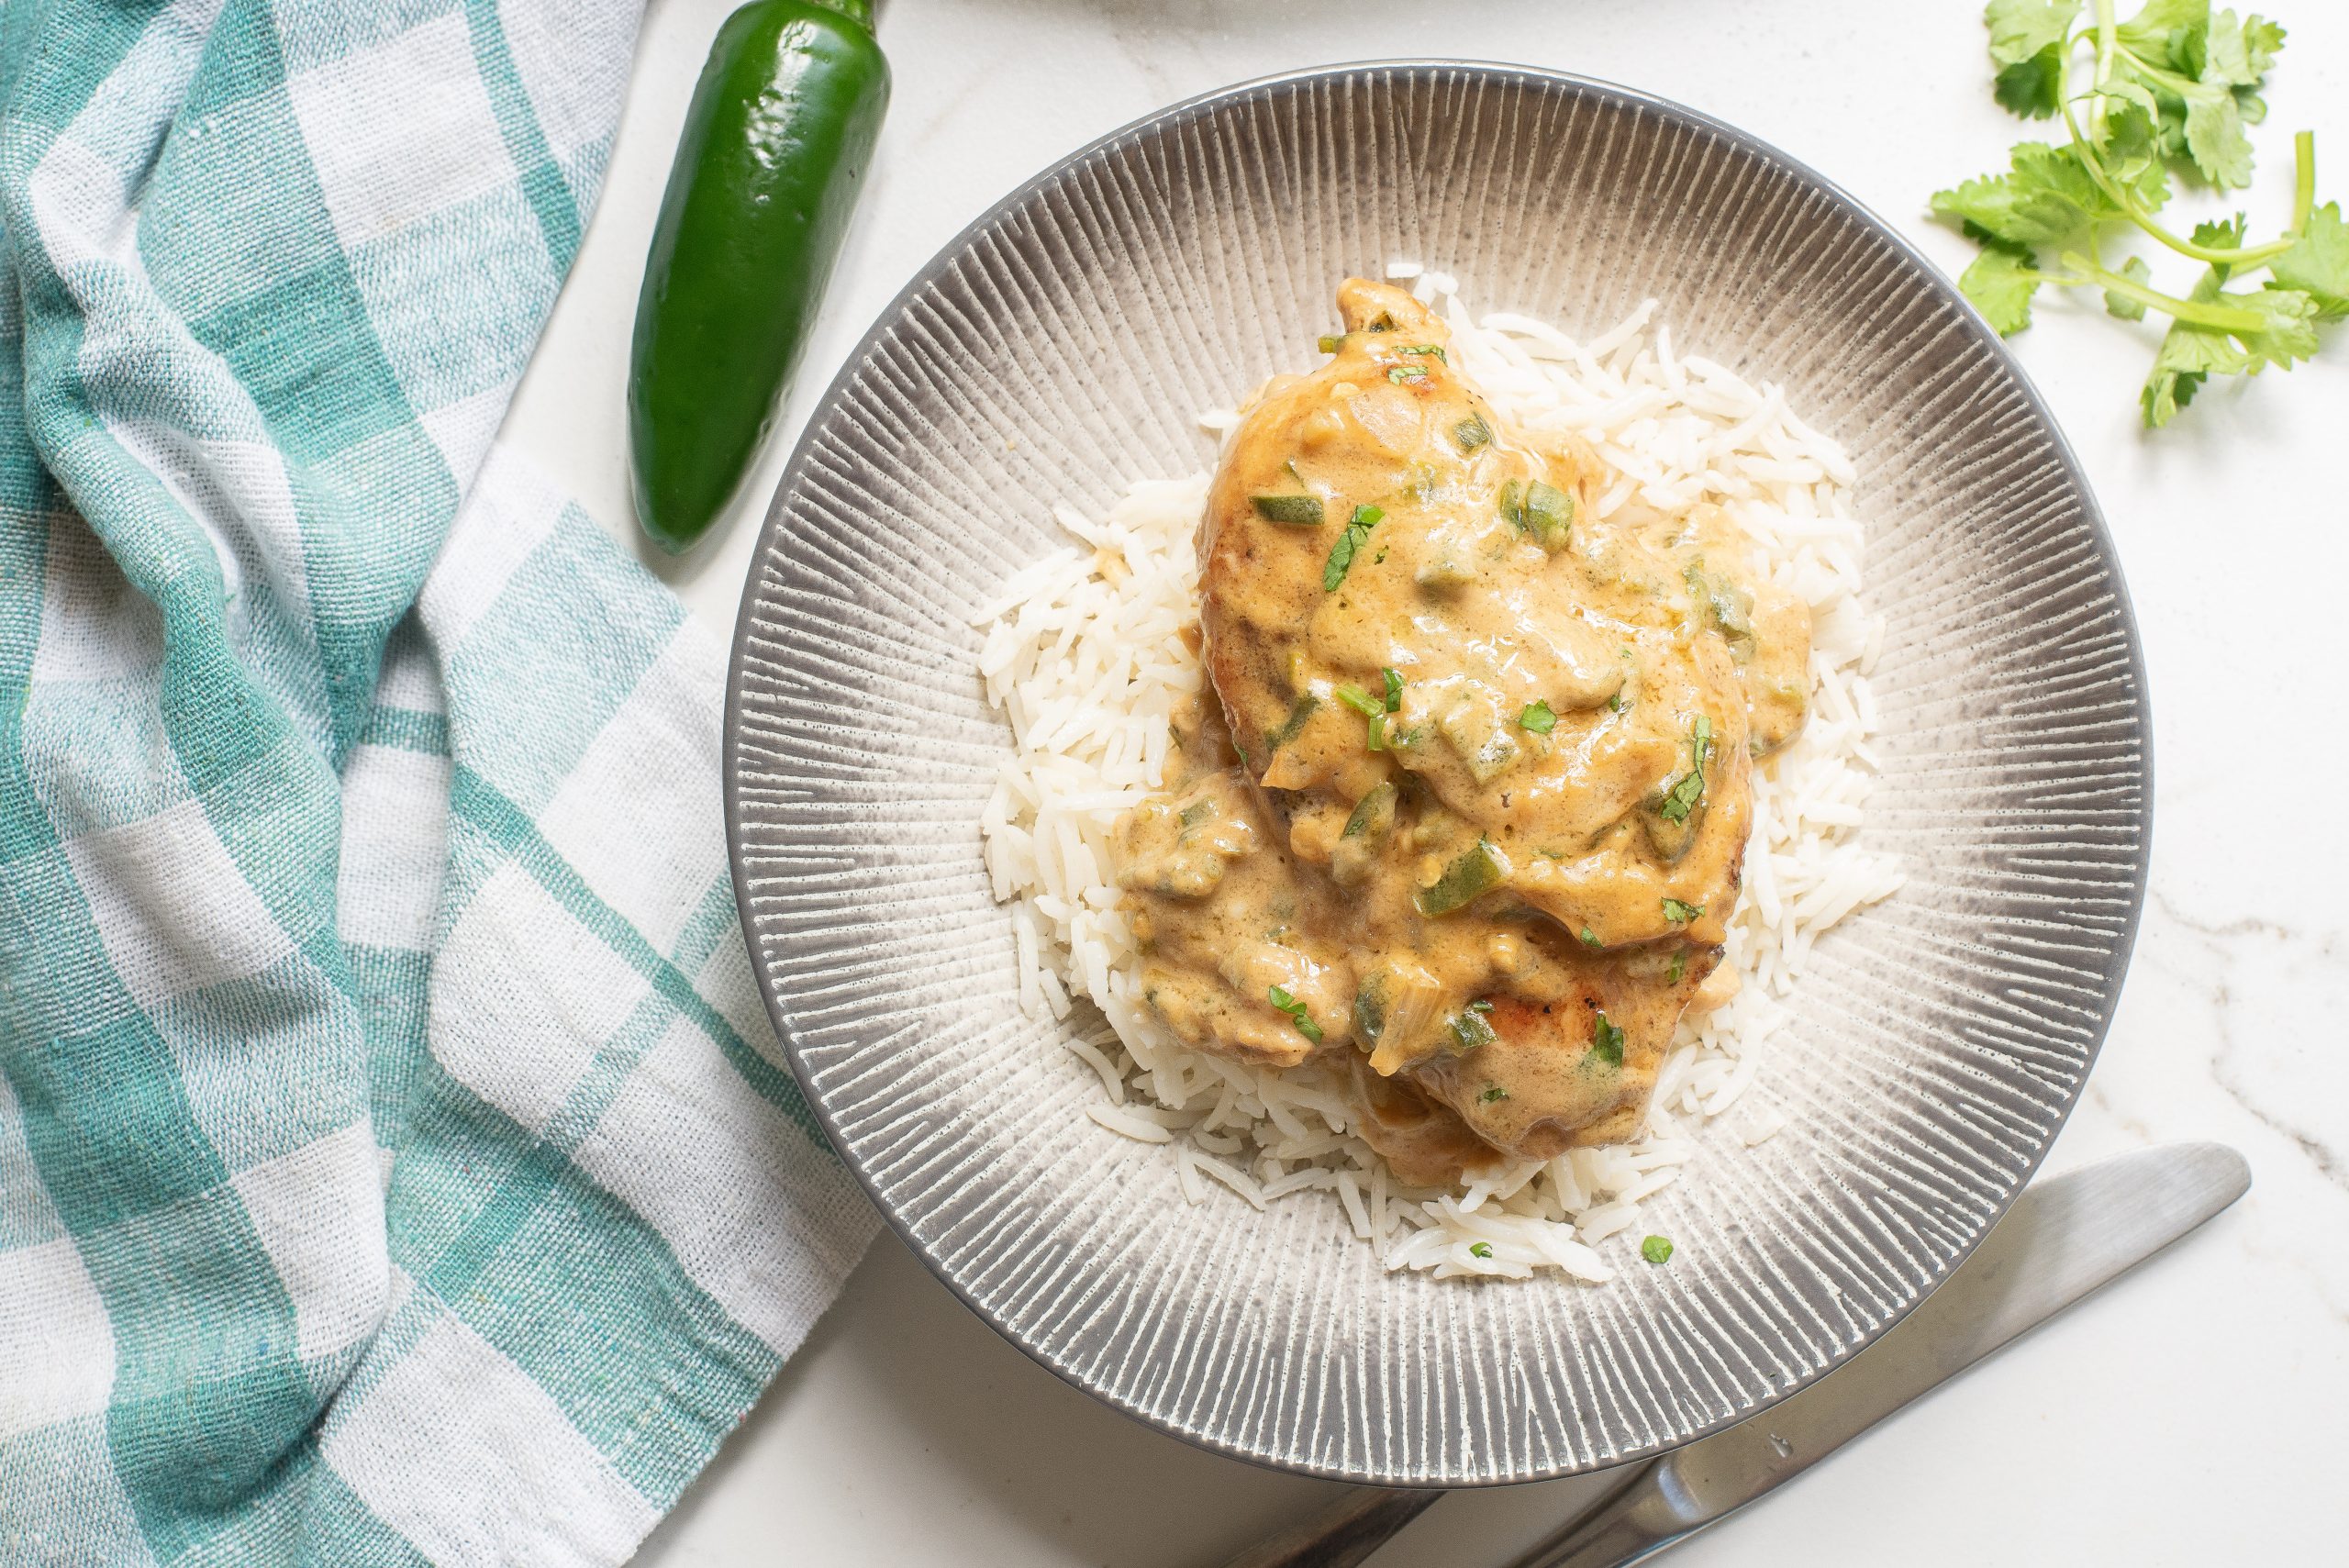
[1213,1487,1438,1568]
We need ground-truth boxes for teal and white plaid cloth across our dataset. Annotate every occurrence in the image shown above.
[0,4,878,1562]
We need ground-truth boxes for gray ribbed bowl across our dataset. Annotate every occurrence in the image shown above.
[724,62,2148,1485]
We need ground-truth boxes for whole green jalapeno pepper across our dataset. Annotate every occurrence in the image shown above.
[629,0,890,553]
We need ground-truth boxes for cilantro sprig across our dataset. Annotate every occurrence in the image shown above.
[1936,0,2344,426]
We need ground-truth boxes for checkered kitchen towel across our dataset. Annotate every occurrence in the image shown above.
[0,4,877,1563]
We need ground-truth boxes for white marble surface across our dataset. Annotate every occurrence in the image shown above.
[501,2,2349,1562]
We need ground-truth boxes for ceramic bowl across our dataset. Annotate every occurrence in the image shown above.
[723,62,2148,1485]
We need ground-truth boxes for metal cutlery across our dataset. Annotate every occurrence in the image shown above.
[1220,1141,2251,1568]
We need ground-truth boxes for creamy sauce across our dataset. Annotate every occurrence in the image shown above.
[1113,281,1810,1182]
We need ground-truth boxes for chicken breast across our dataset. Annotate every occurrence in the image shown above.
[1113,280,1809,1176]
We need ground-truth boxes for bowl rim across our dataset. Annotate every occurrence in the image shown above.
[723,57,2154,1484]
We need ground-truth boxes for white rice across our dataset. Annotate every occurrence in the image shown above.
[972,272,1905,1281]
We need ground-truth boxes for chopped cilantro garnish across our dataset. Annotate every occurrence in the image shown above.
[1579,928,1601,948]
[1662,897,1704,923]
[1381,667,1403,711]
[1447,1009,1497,1052]
[1658,771,1705,824]
[1266,985,1323,1044]
[1667,951,1688,985]
[1321,505,1386,591]
[1470,1241,1493,1259]
[1590,1011,1625,1067]
[1656,717,1714,825]
[1641,1234,1674,1265]
[1479,1084,1509,1103]
[1519,700,1556,735]
[1452,413,1491,451]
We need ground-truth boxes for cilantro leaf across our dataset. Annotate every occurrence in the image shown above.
[2183,94,2255,188]
[2113,0,2211,61]
[2097,88,2176,206]
[2224,284,2320,365]
[2150,97,2193,165]
[1655,717,1714,824]
[1589,1012,1625,1068]
[1987,0,2080,117]
[2140,354,2208,428]
[2103,255,2154,319]
[2097,81,2158,150]
[1995,50,2067,118]
[2189,215,2250,284]
[2192,213,2249,253]
[1448,1008,1497,1052]
[1321,506,1383,592]
[2271,202,2349,320]
[1987,0,2079,67]
[1960,243,2044,334]
[1932,143,2118,249]
[2141,269,2320,425]
[2241,14,2288,72]
[2203,9,2285,88]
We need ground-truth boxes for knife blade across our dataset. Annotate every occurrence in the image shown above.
[1216,1141,2250,1568]
[1503,1140,2251,1568]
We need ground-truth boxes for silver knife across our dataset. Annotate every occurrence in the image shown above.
[1219,1141,2251,1568]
